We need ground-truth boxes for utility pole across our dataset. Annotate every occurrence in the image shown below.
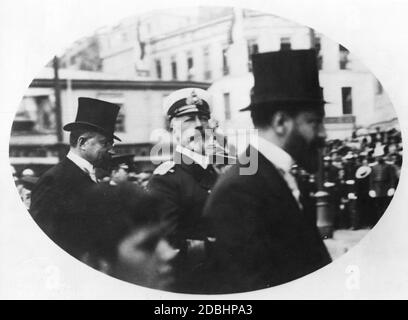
[53,56,64,160]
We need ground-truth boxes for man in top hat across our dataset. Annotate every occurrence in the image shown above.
[203,50,331,293]
[30,97,121,260]
[147,87,219,293]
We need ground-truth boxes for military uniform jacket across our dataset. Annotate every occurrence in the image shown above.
[148,151,218,250]
[30,157,96,259]
[203,146,331,294]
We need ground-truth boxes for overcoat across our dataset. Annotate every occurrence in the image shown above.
[203,146,331,293]
[30,157,96,259]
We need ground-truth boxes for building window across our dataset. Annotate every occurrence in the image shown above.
[186,51,194,80]
[155,59,162,79]
[203,46,212,80]
[222,46,229,75]
[280,37,291,51]
[315,36,323,70]
[70,56,77,65]
[115,105,126,132]
[247,39,259,71]
[342,87,353,115]
[223,92,231,120]
[171,56,177,80]
[11,96,56,134]
[339,45,350,69]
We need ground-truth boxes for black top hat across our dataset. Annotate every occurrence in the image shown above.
[241,49,326,111]
[63,97,121,141]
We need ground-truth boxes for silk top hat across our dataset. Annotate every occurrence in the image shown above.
[63,97,121,141]
[163,88,211,120]
[241,49,326,111]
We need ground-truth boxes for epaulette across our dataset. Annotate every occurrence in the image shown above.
[153,161,176,175]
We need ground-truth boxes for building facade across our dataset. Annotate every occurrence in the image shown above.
[13,7,398,175]
[97,7,397,143]
[10,67,209,175]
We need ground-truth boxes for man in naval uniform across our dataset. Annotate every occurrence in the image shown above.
[147,88,219,293]
[30,97,121,260]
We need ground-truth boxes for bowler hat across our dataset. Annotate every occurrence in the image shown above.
[241,49,326,111]
[63,97,121,141]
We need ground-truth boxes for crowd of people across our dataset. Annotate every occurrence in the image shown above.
[291,127,402,231]
[12,49,403,294]
[14,127,402,235]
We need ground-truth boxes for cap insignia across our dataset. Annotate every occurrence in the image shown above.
[185,90,203,106]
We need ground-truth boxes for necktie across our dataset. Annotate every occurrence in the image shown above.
[278,169,303,211]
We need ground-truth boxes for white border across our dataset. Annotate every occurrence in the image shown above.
[1,0,408,299]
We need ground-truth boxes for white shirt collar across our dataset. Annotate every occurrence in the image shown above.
[250,134,295,173]
[66,150,95,174]
[176,145,209,169]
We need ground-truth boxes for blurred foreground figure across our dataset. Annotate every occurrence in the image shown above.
[84,182,177,290]
[203,50,331,293]
[14,167,38,209]
[109,154,134,186]
[30,98,120,259]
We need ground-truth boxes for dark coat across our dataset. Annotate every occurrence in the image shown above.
[30,157,96,259]
[369,162,397,198]
[147,152,218,293]
[324,164,339,183]
[148,152,218,249]
[203,146,331,294]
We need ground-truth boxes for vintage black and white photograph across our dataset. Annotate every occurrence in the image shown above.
[1,0,408,299]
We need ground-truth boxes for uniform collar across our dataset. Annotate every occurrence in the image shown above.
[175,145,209,169]
[250,134,295,174]
[67,150,95,175]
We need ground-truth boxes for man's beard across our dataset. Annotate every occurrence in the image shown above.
[94,152,112,170]
[285,129,325,173]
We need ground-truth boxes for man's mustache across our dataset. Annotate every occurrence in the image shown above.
[187,128,206,142]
